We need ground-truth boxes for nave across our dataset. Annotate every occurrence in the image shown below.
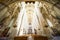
[0,0,60,40]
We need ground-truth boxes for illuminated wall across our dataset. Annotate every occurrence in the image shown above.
[16,1,47,36]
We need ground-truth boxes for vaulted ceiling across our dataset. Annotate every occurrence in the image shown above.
[0,0,60,10]
[0,0,60,36]
[0,0,60,19]
[0,0,60,24]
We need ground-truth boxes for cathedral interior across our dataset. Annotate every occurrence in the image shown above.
[0,0,60,40]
